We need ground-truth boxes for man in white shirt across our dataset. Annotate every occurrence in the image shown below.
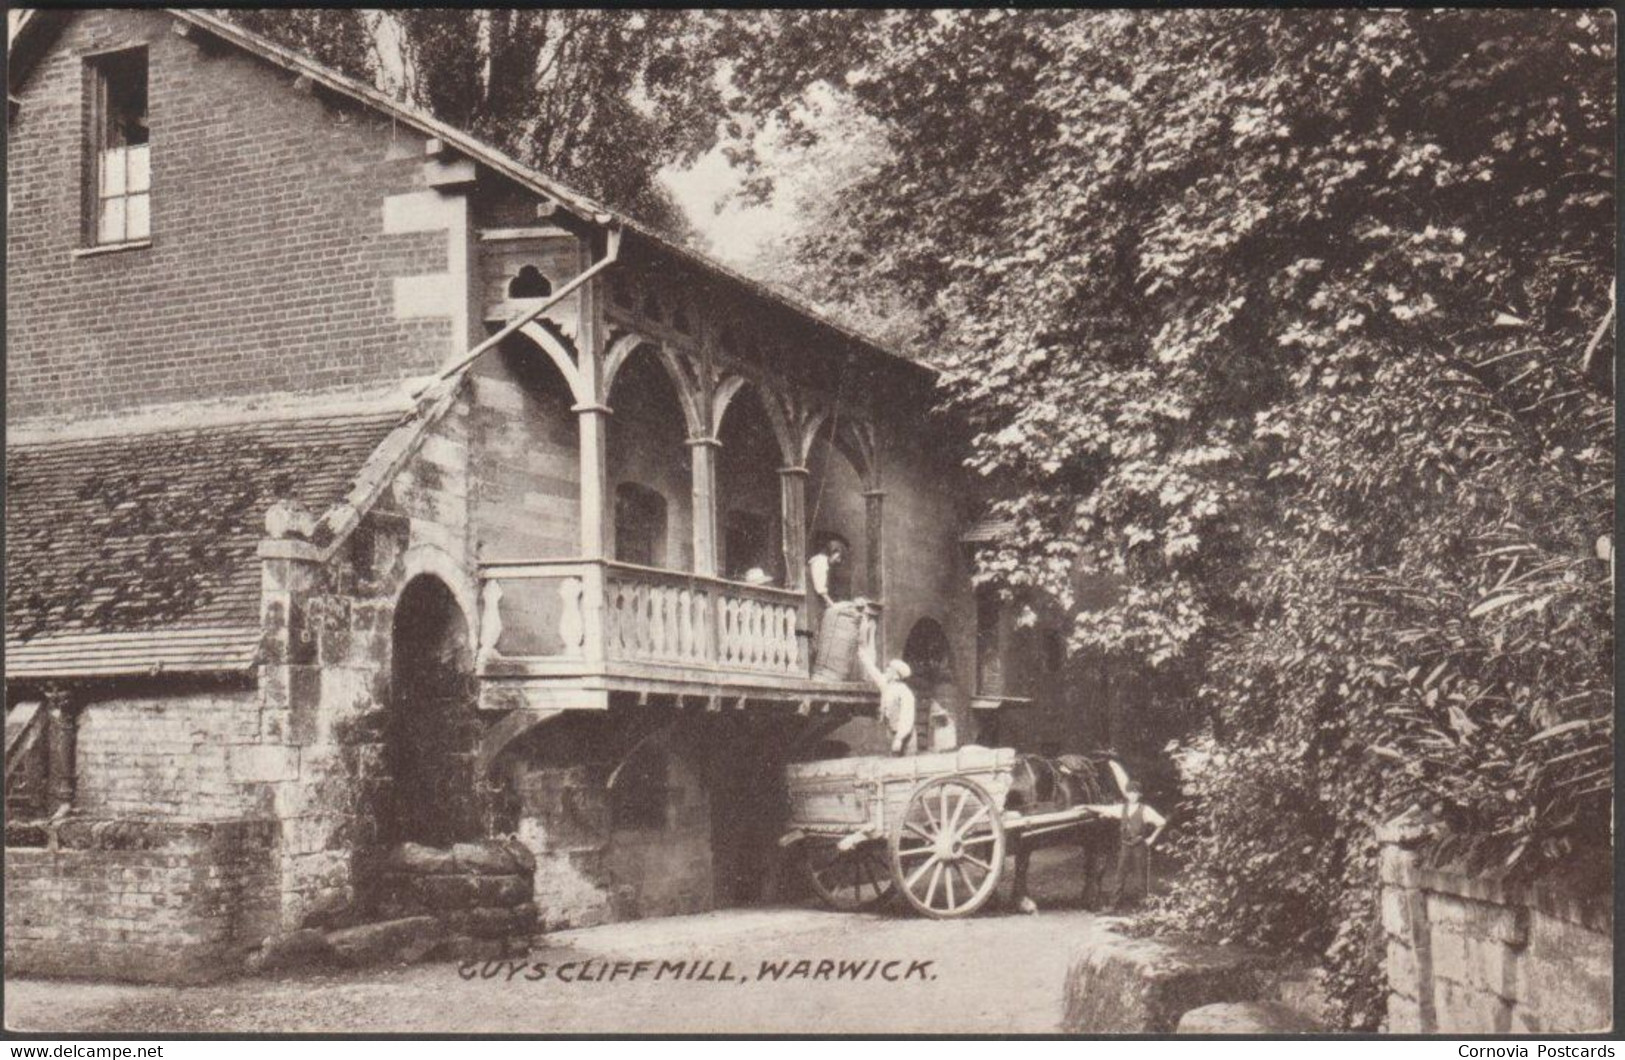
[1081,780,1167,910]
[806,534,848,611]
[857,621,916,755]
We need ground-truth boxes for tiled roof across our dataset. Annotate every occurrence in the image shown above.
[5,411,401,678]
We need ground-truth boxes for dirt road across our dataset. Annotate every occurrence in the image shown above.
[6,848,1131,1035]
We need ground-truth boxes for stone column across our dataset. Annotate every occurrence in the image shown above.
[687,436,722,577]
[44,684,78,811]
[779,466,810,591]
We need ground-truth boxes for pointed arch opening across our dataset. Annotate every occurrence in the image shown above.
[606,346,694,572]
[716,383,790,586]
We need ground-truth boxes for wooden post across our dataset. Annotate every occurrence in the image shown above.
[44,684,78,811]
[574,404,612,559]
[863,489,886,602]
[687,436,722,577]
[779,466,809,591]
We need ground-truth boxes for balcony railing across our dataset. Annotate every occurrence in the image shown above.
[480,559,874,697]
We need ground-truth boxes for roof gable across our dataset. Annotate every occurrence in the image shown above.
[8,8,927,377]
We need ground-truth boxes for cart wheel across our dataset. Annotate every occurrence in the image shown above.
[802,839,896,911]
[889,776,1006,918]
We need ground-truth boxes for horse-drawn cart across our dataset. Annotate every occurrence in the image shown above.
[780,746,1115,919]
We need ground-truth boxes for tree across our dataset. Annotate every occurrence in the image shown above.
[226,9,727,238]
[717,10,1614,1026]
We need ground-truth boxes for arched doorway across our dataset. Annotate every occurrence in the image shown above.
[606,348,694,572]
[716,384,787,585]
[385,575,482,847]
[804,422,870,601]
[904,617,964,751]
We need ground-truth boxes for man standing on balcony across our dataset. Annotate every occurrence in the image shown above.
[808,533,861,678]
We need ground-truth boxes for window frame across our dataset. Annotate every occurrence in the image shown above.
[83,46,151,250]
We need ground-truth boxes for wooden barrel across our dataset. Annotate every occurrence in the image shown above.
[812,606,863,682]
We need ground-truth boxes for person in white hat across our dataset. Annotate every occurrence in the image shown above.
[856,618,916,756]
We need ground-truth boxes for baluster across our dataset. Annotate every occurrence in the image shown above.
[678,588,694,658]
[661,585,677,659]
[558,577,584,654]
[698,588,713,661]
[729,595,741,666]
[651,585,666,658]
[746,599,762,668]
[635,583,650,659]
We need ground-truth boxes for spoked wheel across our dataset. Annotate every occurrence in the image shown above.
[802,839,896,911]
[889,776,1006,918]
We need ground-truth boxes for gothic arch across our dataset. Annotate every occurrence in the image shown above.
[514,320,589,407]
[603,332,705,438]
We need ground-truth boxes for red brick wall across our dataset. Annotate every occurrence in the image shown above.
[6,9,451,421]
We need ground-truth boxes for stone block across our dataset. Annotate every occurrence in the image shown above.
[1521,952,1613,1033]
[387,842,458,875]
[417,874,482,910]
[476,874,531,906]
[1386,939,1419,995]
[1433,977,1511,1034]
[254,928,333,971]
[287,665,322,745]
[452,840,523,876]
[1379,845,1419,888]
[228,745,300,784]
[1176,1001,1323,1034]
[298,886,358,931]
[1380,887,1414,939]
[1386,992,1422,1034]
[446,905,520,939]
[1060,934,1273,1034]
[326,916,445,968]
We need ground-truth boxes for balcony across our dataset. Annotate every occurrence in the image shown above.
[477,559,879,713]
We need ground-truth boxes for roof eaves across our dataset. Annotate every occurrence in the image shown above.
[164,11,931,376]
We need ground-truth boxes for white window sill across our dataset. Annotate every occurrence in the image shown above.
[73,239,152,259]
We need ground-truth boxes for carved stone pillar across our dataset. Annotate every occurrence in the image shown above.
[687,435,722,577]
[779,466,810,591]
[44,684,78,811]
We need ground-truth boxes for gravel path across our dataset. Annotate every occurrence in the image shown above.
[6,848,1132,1035]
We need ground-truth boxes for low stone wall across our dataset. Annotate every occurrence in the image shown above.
[254,839,538,971]
[5,819,279,983]
[1379,814,1613,1034]
[376,840,538,958]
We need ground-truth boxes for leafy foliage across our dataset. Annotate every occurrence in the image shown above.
[226,9,726,238]
[716,10,1614,1026]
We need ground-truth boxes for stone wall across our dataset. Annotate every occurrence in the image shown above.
[5,819,278,983]
[255,395,483,933]
[509,720,718,929]
[1379,813,1613,1034]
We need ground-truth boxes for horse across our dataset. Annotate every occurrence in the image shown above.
[1002,752,1123,912]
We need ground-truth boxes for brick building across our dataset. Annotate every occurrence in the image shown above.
[5,9,1141,981]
